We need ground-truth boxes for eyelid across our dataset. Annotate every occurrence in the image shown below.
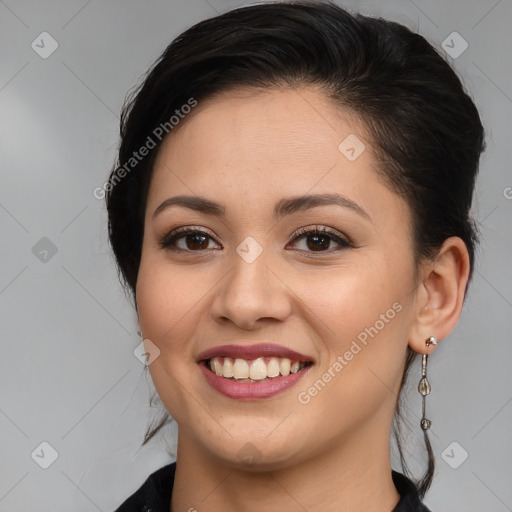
[159,224,354,253]
[287,225,354,249]
[158,226,222,250]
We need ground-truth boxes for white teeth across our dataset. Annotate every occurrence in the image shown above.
[212,358,223,376]
[249,358,267,380]
[279,358,291,376]
[223,357,234,378]
[208,356,308,380]
[233,358,249,379]
[267,357,280,377]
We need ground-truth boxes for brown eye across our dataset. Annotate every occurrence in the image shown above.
[159,228,221,252]
[287,227,353,253]
[306,233,331,251]
[185,233,209,250]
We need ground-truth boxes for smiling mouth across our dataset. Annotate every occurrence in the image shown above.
[204,356,313,382]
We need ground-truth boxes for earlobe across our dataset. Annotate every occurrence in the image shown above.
[408,236,470,353]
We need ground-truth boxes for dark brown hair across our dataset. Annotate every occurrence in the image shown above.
[106,0,485,498]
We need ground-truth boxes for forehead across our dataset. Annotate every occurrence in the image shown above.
[154,88,360,178]
[146,86,407,227]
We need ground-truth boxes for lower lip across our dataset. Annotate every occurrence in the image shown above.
[199,361,312,400]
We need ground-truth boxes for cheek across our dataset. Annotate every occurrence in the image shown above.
[291,257,412,398]
[135,255,206,424]
[289,259,407,341]
[135,253,201,355]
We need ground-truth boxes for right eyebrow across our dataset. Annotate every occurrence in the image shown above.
[152,195,225,220]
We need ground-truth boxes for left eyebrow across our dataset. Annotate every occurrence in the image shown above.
[274,193,372,222]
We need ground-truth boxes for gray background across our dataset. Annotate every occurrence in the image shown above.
[1,0,511,510]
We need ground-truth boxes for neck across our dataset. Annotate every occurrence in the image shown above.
[170,425,400,512]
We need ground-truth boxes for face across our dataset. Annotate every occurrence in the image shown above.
[136,86,422,471]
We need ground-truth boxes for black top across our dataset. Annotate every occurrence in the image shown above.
[113,463,432,512]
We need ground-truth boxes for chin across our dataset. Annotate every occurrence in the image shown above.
[195,428,310,472]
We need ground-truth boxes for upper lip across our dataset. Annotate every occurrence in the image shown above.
[197,343,314,363]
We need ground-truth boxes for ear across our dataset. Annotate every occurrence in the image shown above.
[408,237,471,354]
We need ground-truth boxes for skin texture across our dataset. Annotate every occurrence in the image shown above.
[135,86,470,512]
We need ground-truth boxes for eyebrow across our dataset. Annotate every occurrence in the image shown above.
[152,193,371,222]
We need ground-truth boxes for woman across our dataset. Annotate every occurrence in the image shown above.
[107,1,485,510]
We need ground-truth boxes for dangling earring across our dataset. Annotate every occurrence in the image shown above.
[418,336,437,430]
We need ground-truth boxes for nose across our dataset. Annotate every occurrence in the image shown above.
[210,249,292,330]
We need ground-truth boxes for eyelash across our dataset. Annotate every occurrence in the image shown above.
[159,225,354,254]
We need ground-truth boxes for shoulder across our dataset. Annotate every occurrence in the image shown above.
[112,462,176,512]
[391,471,432,512]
